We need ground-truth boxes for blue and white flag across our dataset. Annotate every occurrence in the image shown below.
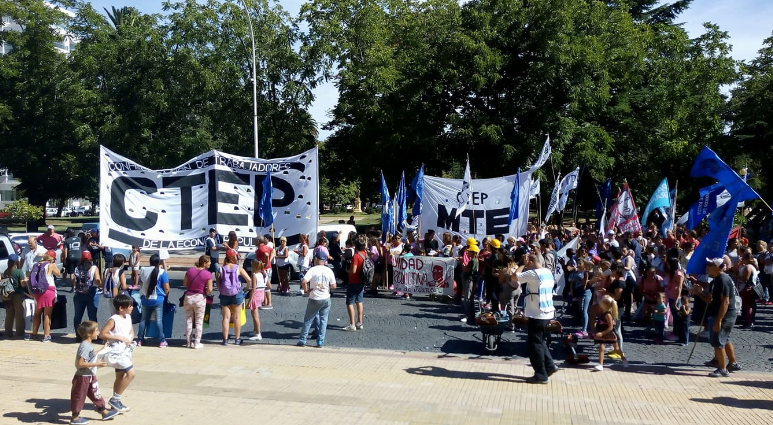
[660,189,677,236]
[528,136,551,174]
[380,172,392,240]
[686,197,738,275]
[409,164,424,222]
[508,168,521,226]
[678,183,731,230]
[691,146,759,202]
[258,168,274,227]
[641,178,671,229]
[395,171,408,232]
[529,178,540,199]
[544,171,562,223]
[455,160,472,219]
[557,167,580,212]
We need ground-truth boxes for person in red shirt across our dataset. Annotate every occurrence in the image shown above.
[344,235,368,332]
[255,236,274,308]
[662,230,677,250]
[38,225,64,261]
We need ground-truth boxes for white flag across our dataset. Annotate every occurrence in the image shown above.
[455,160,472,219]
[544,171,562,223]
[529,178,540,199]
[528,136,551,174]
[554,236,580,295]
[557,167,580,212]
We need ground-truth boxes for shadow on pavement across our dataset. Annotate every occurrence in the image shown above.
[3,398,70,424]
[690,396,773,410]
[723,380,773,390]
[405,366,526,382]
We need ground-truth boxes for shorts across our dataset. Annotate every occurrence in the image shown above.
[278,264,291,270]
[346,284,365,305]
[34,286,57,309]
[219,292,244,307]
[65,258,80,274]
[248,288,266,310]
[710,314,736,348]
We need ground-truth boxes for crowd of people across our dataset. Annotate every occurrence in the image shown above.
[1,216,770,420]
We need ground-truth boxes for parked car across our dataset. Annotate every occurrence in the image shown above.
[0,233,16,275]
[68,206,88,217]
[81,222,100,233]
[7,232,63,272]
[46,207,58,217]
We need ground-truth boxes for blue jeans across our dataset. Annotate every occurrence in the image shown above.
[138,301,165,342]
[298,298,331,346]
[654,320,665,341]
[669,299,689,344]
[73,289,99,331]
[579,289,592,333]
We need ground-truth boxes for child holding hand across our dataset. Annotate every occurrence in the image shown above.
[677,294,692,345]
[653,292,667,344]
[70,321,120,424]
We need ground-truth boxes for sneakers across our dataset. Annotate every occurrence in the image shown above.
[259,305,273,310]
[709,368,730,378]
[525,376,549,384]
[343,324,357,332]
[159,341,168,348]
[221,339,228,346]
[42,335,52,342]
[136,340,143,347]
[607,353,622,360]
[248,333,263,341]
[23,334,31,341]
[296,341,306,347]
[574,331,589,339]
[297,289,304,296]
[593,365,604,372]
[102,409,121,420]
[547,367,559,377]
[108,398,130,412]
[234,339,243,346]
[70,417,90,424]
[355,322,363,330]
[704,358,719,368]
[727,363,742,372]
[192,343,204,349]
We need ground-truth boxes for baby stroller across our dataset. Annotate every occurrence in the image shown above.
[476,310,510,353]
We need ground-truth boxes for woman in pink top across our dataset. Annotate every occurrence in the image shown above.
[183,255,213,349]
[664,257,687,344]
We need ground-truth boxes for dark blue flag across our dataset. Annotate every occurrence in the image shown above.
[691,146,759,202]
[508,168,520,226]
[258,168,274,227]
[596,178,612,219]
[396,172,408,232]
[380,171,391,241]
[409,164,424,218]
[686,196,738,274]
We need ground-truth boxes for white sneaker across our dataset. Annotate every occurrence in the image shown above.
[343,324,357,332]
[460,317,467,323]
[248,333,262,341]
[593,365,604,372]
[355,322,363,330]
[297,290,304,296]
[193,343,204,349]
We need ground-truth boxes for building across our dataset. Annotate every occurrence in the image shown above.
[1,1,78,56]
[0,168,21,210]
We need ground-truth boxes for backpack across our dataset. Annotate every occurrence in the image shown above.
[358,252,374,285]
[74,266,95,294]
[29,262,50,295]
[220,265,242,296]
[0,276,14,299]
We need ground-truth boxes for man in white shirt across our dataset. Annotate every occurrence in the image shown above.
[297,251,337,348]
[21,236,47,276]
[514,254,557,384]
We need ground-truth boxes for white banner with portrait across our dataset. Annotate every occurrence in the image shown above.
[393,256,456,296]
[99,146,319,251]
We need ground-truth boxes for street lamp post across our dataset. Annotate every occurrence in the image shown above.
[238,0,259,158]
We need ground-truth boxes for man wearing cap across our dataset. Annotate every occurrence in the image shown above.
[38,225,64,263]
[205,228,222,275]
[513,254,558,384]
[3,254,27,338]
[690,258,742,377]
[21,236,47,276]
[297,250,337,347]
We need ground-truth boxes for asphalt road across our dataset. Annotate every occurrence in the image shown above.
[3,272,772,373]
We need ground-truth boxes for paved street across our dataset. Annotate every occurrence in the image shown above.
[2,271,773,373]
[1,337,773,425]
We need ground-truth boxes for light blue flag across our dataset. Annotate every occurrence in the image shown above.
[641,178,671,229]
[508,168,520,226]
[258,169,274,227]
[395,172,408,232]
[380,172,391,241]
[660,189,676,236]
[686,197,738,275]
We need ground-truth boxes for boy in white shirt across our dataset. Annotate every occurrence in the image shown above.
[98,294,136,413]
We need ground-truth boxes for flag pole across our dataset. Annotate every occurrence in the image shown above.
[572,163,585,225]
[672,180,678,233]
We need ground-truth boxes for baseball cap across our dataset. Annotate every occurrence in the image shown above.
[314,250,328,261]
[7,253,19,263]
[225,248,237,258]
[44,250,57,260]
[81,251,92,260]
[489,239,501,249]
[466,237,478,246]
[47,225,55,230]
[706,257,724,267]
[607,230,615,235]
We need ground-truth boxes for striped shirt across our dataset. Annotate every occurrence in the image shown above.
[519,268,556,320]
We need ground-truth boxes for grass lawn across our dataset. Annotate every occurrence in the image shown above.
[319,212,380,227]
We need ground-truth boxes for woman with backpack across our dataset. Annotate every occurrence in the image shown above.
[2,254,27,339]
[30,250,61,342]
[104,254,128,308]
[218,249,251,345]
[71,251,102,339]
[137,254,170,347]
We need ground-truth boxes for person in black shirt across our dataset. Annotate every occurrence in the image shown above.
[690,257,741,377]
[423,229,439,254]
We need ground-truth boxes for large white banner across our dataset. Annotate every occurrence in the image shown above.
[393,256,455,296]
[422,173,528,240]
[99,146,319,251]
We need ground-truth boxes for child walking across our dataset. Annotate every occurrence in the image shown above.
[677,294,692,346]
[70,321,120,424]
[248,260,268,341]
[593,295,628,371]
[653,292,667,344]
[98,294,136,413]
[129,246,141,288]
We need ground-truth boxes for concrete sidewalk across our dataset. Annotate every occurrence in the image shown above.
[1,339,771,425]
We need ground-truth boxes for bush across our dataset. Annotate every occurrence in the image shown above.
[1,199,44,221]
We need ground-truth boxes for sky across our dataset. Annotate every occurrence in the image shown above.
[83,0,773,141]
